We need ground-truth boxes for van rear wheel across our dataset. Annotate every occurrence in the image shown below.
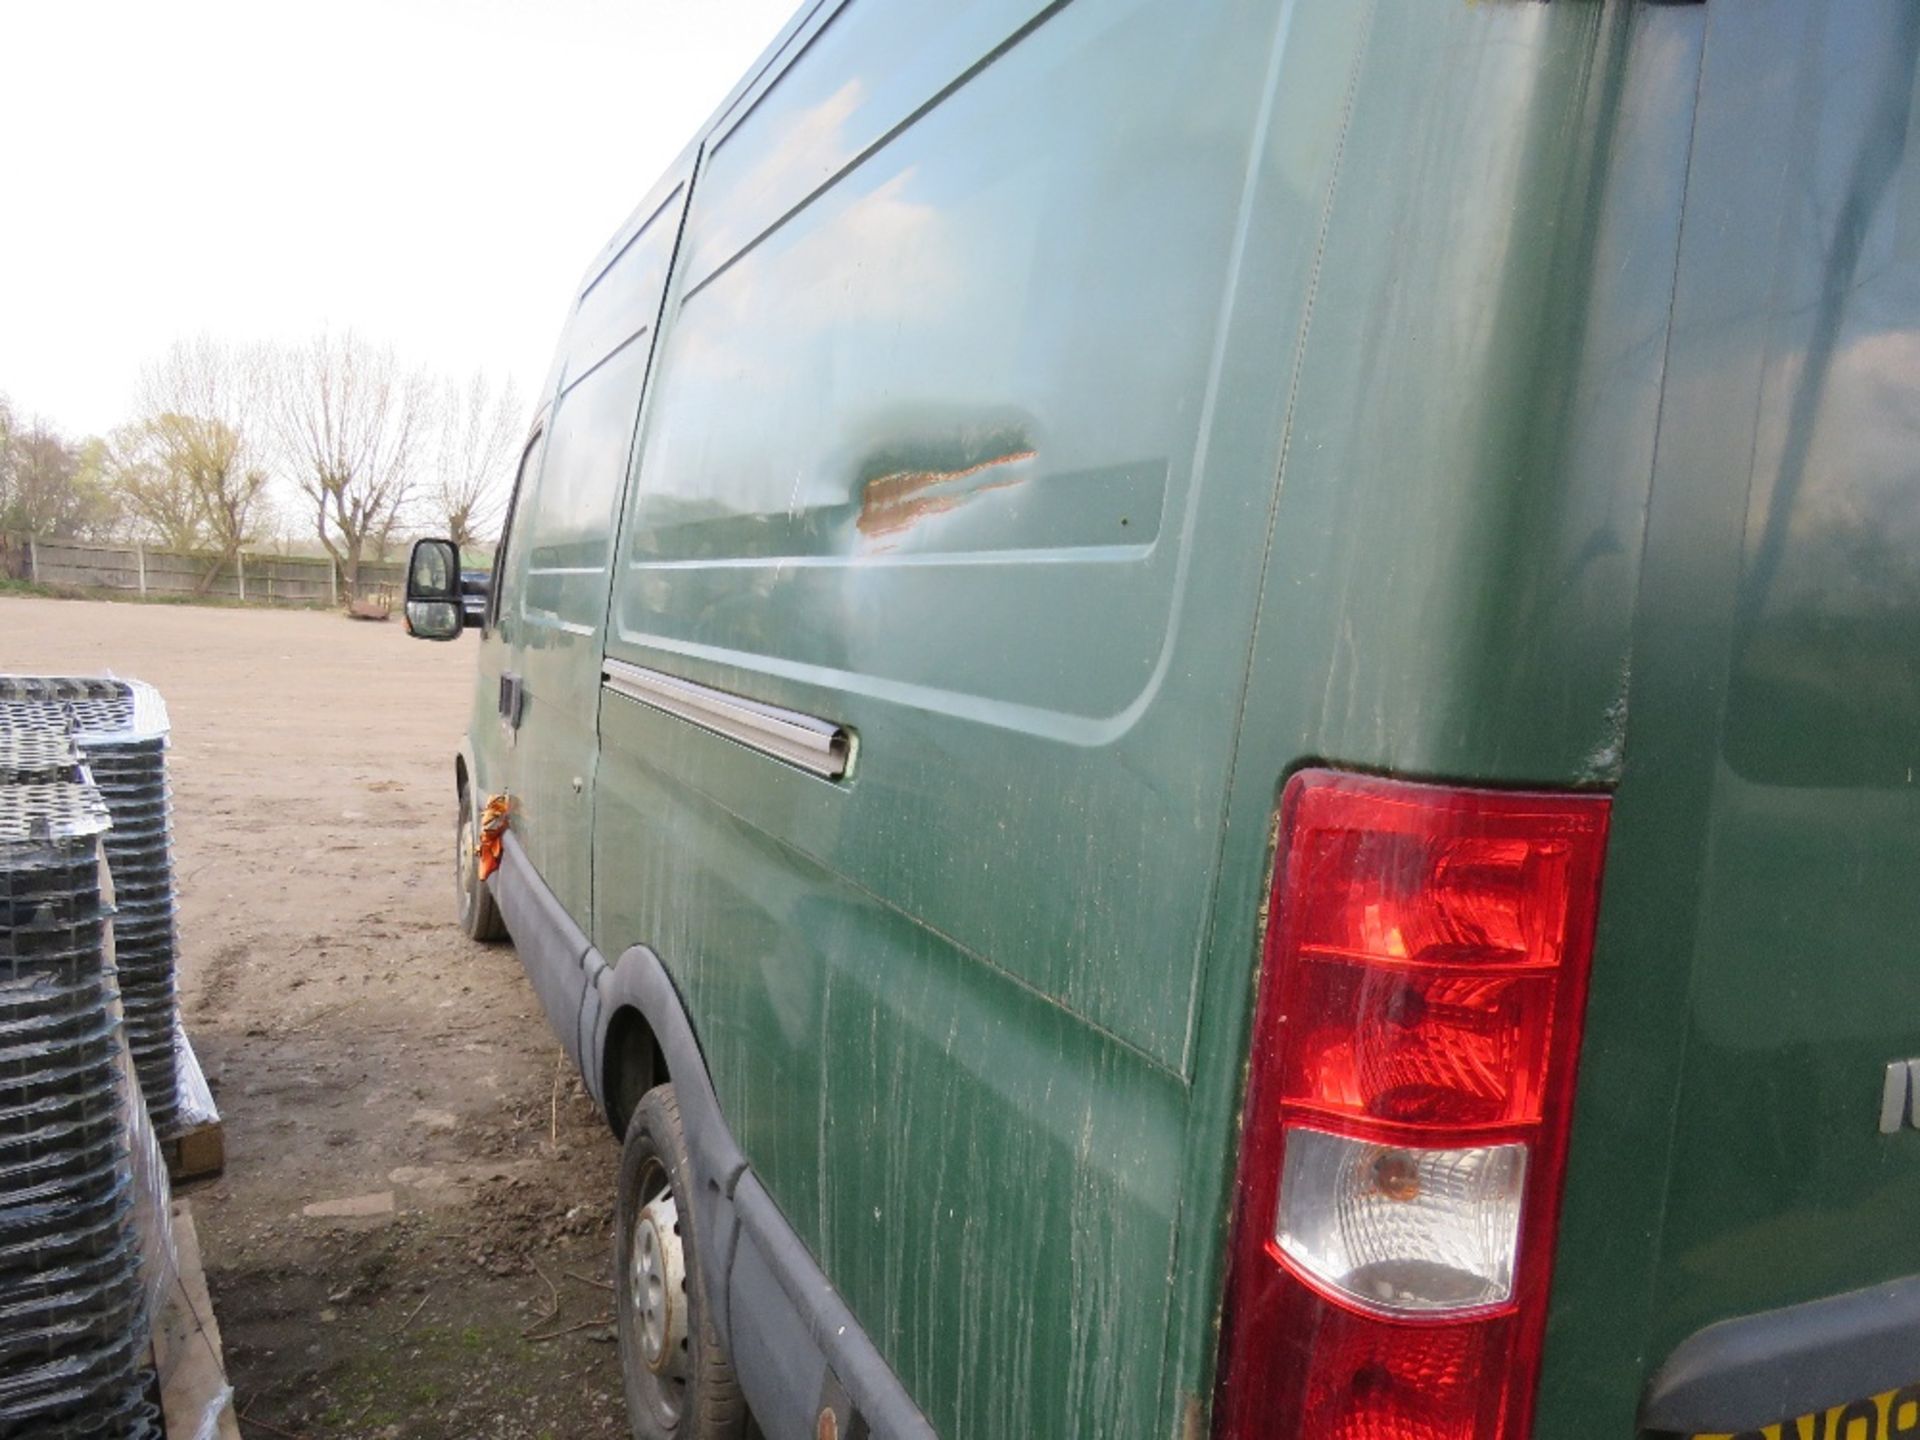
[617,1085,748,1440]
[456,782,506,942]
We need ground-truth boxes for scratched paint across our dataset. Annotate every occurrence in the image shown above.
[856,449,1039,540]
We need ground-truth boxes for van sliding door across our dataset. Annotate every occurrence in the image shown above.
[592,0,1319,1433]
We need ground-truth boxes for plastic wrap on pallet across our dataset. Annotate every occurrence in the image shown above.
[0,783,167,1439]
[144,1197,235,1440]
[171,1022,219,1134]
[0,677,182,1136]
[121,1036,176,1348]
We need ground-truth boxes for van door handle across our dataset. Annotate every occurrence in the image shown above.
[499,672,524,729]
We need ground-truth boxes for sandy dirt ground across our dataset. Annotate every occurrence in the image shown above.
[3,595,628,1440]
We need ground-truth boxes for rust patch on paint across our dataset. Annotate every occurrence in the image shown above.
[856,449,1037,539]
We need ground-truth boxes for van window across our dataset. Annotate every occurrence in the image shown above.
[490,427,546,630]
[566,184,685,385]
[519,335,652,634]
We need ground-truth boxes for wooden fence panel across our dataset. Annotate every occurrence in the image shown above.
[4,533,411,609]
[32,539,146,595]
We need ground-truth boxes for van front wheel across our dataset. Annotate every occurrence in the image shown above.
[456,783,506,942]
[617,1084,748,1440]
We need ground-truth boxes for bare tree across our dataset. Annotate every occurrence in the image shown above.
[119,337,274,587]
[429,370,523,549]
[273,331,429,593]
[0,395,16,526]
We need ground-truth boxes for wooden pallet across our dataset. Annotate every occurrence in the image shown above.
[153,1200,241,1440]
[162,1029,224,1183]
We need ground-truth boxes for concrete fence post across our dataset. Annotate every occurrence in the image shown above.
[27,537,37,584]
[237,550,246,602]
[136,543,147,598]
[328,559,338,608]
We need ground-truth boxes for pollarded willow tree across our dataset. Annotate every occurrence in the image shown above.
[273,331,431,592]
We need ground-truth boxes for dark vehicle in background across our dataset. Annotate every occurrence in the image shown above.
[408,2,1920,1438]
[458,569,488,628]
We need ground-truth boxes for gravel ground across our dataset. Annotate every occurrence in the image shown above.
[3,594,628,1440]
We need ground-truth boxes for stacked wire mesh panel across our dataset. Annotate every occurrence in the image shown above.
[0,680,179,1135]
[0,755,163,1438]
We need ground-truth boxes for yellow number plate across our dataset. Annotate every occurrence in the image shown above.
[1695,1386,1920,1440]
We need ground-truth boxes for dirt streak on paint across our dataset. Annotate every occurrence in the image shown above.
[857,449,1038,539]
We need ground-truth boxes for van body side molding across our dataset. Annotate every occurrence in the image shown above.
[488,832,594,1077]
[601,657,851,779]
[1641,1273,1920,1433]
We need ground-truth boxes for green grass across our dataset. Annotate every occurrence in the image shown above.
[318,1320,555,1430]
[0,577,78,599]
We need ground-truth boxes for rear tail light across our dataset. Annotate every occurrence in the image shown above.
[1214,770,1610,1440]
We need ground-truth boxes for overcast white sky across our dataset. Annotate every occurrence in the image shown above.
[0,0,801,437]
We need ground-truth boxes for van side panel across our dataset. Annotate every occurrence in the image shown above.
[1160,1,1708,1427]
[1558,4,1920,1432]
[591,0,1351,1434]
[593,715,1189,1436]
[607,0,1290,1069]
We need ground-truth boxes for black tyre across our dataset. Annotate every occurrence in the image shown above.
[456,783,506,942]
[617,1085,748,1440]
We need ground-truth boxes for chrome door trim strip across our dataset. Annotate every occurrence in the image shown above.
[601,657,851,779]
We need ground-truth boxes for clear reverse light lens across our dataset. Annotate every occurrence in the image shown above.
[1275,1126,1526,1316]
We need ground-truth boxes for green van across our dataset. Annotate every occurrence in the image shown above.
[403,1,1920,1436]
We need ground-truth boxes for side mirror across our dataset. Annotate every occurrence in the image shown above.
[405,538,463,641]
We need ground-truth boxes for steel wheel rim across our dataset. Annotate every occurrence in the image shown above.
[456,806,475,921]
[626,1158,689,1424]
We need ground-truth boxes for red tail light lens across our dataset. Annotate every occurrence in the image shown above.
[1214,771,1609,1440]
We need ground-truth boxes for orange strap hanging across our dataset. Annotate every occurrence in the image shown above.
[475,793,511,880]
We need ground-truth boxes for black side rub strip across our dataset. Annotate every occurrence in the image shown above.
[1643,1273,1920,1433]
